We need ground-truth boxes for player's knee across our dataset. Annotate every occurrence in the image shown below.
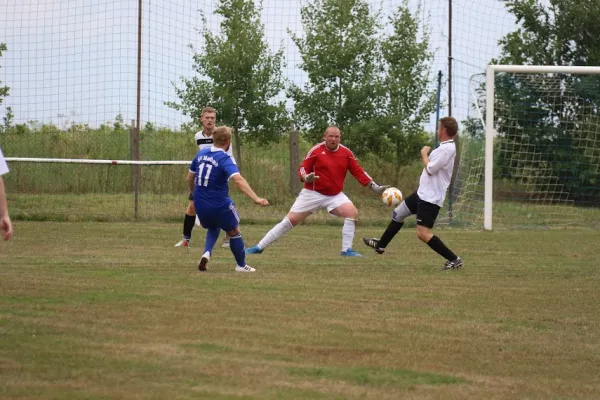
[337,204,358,220]
[392,210,404,223]
[286,214,303,227]
[416,226,431,242]
[186,204,195,215]
[392,202,410,223]
[226,227,240,237]
[348,207,359,220]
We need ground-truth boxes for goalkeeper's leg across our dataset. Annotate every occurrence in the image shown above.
[247,191,318,254]
[246,211,311,254]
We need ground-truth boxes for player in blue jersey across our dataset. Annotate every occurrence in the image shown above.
[187,126,269,272]
[175,106,235,248]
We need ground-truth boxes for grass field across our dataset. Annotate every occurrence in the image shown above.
[1,222,599,399]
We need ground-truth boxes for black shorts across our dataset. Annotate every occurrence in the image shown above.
[403,191,440,229]
[188,193,194,201]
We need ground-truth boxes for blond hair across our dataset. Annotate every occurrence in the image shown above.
[439,116,458,137]
[212,126,232,146]
[201,106,216,116]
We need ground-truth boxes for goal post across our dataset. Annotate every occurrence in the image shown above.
[484,65,600,230]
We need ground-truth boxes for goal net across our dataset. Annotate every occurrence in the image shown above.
[439,66,600,230]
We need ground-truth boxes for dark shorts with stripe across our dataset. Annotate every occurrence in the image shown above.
[403,191,440,229]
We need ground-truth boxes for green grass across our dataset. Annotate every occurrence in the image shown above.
[1,222,600,399]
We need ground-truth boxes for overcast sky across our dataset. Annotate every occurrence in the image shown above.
[0,0,517,132]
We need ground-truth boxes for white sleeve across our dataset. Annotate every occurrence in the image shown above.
[426,147,454,175]
[226,146,237,165]
[0,147,9,176]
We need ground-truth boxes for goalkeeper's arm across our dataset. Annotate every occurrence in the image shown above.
[369,181,390,195]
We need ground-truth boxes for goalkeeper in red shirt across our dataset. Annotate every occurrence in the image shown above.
[245,126,389,257]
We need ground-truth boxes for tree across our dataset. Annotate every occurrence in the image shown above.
[167,0,288,169]
[0,43,9,133]
[379,1,436,178]
[289,0,383,143]
[493,0,600,202]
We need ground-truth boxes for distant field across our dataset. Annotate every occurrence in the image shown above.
[3,130,599,228]
[1,222,599,399]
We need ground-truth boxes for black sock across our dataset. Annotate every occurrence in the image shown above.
[427,235,457,261]
[183,214,196,239]
[378,221,404,248]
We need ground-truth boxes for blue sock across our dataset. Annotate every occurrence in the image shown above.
[229,233,245,267]
[204,228,220,254]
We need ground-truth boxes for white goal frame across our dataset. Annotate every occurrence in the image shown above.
[484,65,600,230]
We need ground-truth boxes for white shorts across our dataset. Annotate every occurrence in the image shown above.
[289,189,352,214]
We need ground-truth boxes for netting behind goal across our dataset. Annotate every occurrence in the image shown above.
[439,70,600,229]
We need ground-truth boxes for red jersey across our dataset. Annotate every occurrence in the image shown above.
[299,142,372,196]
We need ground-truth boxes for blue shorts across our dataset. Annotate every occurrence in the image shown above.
[195,202,240,232]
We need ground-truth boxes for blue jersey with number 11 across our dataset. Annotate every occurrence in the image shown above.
[189,146,240,208]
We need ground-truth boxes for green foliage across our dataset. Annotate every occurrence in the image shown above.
[462,117,484,140]
[499,0,600,67]
[113,113,126,131]
[0,43,8,105]
[143,121,156,134]
[2,106,13,133]
[0,43,10,134]
[494,0,600,203]
[289,0,432,170]
[167,0,289,165]
[379,1,437,169]
[289,0,382,142]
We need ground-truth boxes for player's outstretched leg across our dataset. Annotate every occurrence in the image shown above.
[363,200,412,254]
[363,220,404,254]
[245,217,294,254]
[230,232,255,272]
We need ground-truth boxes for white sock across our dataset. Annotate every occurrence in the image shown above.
[342,218,356,252]
[257,217,294,250]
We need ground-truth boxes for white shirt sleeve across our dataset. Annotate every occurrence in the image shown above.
[0,147,9,176]
[426,146,454,175]
[226,145,237,165]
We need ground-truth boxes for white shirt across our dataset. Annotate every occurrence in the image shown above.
[194,130,236,164]
[0,147,9,176]
[417,140,456,207]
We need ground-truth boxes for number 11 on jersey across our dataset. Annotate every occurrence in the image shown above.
[197,163,213,187]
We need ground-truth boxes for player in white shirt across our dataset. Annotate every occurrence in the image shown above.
[363,116,463,270]
[174,107,235,248]
[0,146,13,240]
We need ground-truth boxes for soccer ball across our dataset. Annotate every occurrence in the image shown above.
[381,187,403,207]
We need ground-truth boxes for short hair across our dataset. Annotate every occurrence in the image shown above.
[213,126,232,146]
[439,116,458,137]
[201,106,216,116]
[324,126,341,135]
